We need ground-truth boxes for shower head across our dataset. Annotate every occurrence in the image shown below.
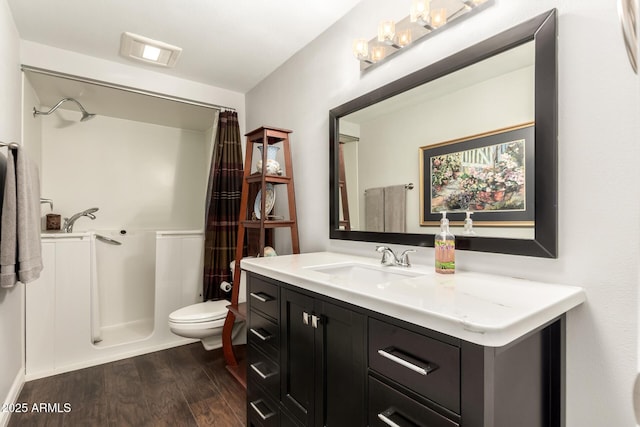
[33,97,96,122]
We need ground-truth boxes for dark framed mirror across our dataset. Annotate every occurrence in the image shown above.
[329,9,557,258]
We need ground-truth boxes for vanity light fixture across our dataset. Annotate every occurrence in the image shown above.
[352,0,493,70]
[430,8,448,29]
[410,0,430,26]
[377,20,396,45]
[352,38,369,61]
[120,32,182,68]
[397,29,412,47]
[371,46,387,62]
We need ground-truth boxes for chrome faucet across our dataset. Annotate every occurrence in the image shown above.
[63,207,99,233]
[376,246,416,267]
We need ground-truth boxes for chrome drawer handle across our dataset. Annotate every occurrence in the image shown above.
[250,328,272,341]
[249,399,275,421]
[250,362,275,380]
[377,348,435,376]
[378,411,417,427]
[378,413,402,427]
[250,292,272,303]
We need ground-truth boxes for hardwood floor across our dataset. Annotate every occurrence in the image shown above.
[8,344,247,427]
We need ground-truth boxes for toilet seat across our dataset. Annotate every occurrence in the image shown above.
[169,300,228,324]
[168,299,245,351]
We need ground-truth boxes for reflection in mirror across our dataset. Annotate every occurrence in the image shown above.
[339,41,535,239]
[330,9,557,258]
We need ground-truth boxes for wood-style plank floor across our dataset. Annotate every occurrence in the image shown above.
[8,343,247,427]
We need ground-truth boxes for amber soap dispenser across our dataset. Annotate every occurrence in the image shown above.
[435,211,455,274]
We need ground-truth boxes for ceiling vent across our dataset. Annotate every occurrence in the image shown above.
[119,32,182,68]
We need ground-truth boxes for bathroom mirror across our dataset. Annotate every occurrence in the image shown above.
[329,9,557,257]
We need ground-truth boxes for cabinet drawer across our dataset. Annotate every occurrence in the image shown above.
[249,310,280,359]
[369,318,460,413]
[248,275,279,321]
[369,376,459,427]
[248,385,280,427]
[248,344,279,398]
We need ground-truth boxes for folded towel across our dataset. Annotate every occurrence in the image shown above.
[365,187,384,232]
[1,149,18,287]
[16,148,43,283]
[0,147,42,287]
[384,185,406,233]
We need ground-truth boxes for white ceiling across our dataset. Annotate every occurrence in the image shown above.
[7,0,363,94]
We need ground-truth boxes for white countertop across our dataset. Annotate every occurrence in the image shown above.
[241,252,586,347]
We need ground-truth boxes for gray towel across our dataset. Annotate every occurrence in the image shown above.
[384,185,406,233]
[365,187,384,232]
[1,149,17,287]
[1,147,42,287]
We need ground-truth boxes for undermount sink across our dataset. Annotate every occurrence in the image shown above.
[308,262,424,285]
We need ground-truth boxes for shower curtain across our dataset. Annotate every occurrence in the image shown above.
[203,111,243,301]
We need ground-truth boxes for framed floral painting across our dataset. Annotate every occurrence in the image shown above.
[420,123,535,227]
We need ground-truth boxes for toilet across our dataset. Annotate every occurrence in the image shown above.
[168,262,246,350]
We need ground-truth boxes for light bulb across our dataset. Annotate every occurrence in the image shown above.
[397,29,412,47]
[430,8,447,29]
[352,38,369,60]
[371,46,386,62]
[410,0,430,25]
[377,20,396,44]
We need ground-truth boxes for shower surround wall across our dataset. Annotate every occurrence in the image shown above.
[21,103,218,378]
[40,109,212,230]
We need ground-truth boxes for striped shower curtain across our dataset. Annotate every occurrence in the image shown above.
[203,111,243,301]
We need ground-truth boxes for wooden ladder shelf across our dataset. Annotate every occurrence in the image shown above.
[222,126,300,387]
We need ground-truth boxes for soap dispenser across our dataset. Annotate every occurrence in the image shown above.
[435,211,455,274]
[463,211,476,236]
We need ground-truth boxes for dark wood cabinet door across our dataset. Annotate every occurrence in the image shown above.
[281,289,366,427]
[281,289,315,426]
[315,299,366,427]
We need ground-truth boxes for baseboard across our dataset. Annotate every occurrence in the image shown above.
[25,337,196,381]
[0,368,25,427]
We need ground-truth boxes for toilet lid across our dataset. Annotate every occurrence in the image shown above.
[169,300,229,323]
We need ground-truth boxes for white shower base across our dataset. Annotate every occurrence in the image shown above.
[25,230,213,380]
[94,318,154,348]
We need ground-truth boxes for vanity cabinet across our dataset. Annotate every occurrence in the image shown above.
[246,271,563,427]
[280,288,366,427]
[246,273,366,427]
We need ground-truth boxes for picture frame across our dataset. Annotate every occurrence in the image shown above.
[420,123,535,227]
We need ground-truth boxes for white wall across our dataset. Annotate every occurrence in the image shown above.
[0,0,25,423]
[246,1,640,426]
[41,110,211,231]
